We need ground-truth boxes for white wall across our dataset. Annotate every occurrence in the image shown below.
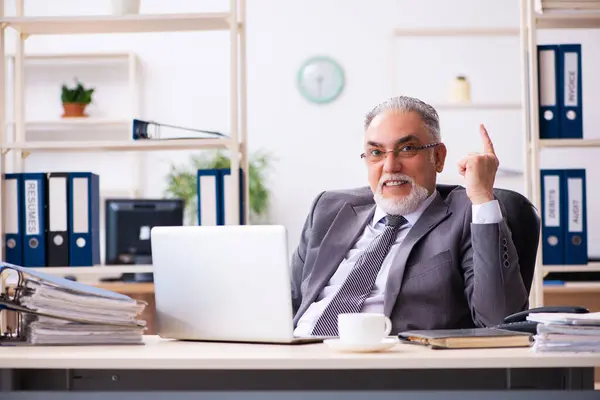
[2,0,600,258]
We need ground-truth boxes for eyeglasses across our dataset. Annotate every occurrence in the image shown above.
[360,142,441,163]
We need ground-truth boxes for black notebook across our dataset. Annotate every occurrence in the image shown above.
[398,328,532,349]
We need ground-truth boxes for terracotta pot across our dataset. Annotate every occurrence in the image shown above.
[62,103,88,118]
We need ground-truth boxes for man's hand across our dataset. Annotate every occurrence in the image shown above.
[457,124,499,205]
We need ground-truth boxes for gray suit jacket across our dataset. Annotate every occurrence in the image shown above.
[290,186,529,334]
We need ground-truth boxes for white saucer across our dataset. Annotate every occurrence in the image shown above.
[324,337,399,353]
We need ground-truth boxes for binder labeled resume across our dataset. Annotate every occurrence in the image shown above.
[21,173,47,267]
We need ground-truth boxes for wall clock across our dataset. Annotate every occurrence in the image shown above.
[297,56,345,104]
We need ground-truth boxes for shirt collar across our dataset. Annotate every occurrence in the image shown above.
[372,190,438,228]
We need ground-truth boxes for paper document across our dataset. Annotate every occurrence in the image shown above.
[0,262,148,346]
[530,312,600,353]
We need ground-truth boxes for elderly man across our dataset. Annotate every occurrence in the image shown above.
[290,96,528,336]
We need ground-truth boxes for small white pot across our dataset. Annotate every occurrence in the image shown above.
[110,0,140,15]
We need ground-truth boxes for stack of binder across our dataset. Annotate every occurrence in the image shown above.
[3,172,100,268]
[540,168,588,265]
[537,43,583,139]
[0,263,146,346]
[528,312,600,353]
[197,168,245,226]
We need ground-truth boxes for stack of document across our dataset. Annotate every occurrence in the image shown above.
[16,276,146,345]
[528,312,600,352]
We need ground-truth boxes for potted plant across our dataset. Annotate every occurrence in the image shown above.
[61,79,94,118]
[164,150,274,225]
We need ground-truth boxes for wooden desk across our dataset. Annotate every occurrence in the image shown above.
[93,282,155,295]
[0,335,597,392]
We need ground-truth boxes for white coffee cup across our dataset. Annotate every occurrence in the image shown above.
[337,313,392,345]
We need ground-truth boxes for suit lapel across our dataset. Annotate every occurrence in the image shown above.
[383,192,452,316]
[298,202,375,317]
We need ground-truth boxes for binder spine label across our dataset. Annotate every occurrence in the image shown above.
[564,52,579,107]
[540,49,557,107]
[49,177,68,232]
[197,172,218,226]
[72,178,89,233]
[544,175,560,228]
[567,177,583,233]
[5,179,19,234]
[24,179,40,236]
[4,176,23,266]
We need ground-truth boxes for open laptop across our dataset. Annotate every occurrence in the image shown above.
[150,225,324,344]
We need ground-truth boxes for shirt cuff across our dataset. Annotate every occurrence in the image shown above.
[472,200,502,224]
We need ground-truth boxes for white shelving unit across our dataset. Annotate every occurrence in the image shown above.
[1,12,233,35]
[393,27,520,37]
[4,51,144,198]
[7,118,133,131]
[392,25,526,194]
[431,102,522,110]
[0,0,249,277]
[520,0,600,307]
[392,26,522,104]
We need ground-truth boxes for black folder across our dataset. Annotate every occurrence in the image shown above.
[46,172,70,266]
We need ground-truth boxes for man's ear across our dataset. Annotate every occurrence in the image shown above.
[435,144,447,173]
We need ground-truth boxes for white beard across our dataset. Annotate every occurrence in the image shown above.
[373,173,430,216]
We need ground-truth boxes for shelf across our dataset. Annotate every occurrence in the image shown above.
[21,52,132,61]
[539,139,600,148]
[544,263,600,272]
[0,138,233,152]
[433,102,522,110]
[394,27,519,36]
[1,13,234,35]
[536,0,600,12]
[536,10,600,29]
[497,168,524,177]
[7,118,132,131]
[6,52,133,64]
[544,282,600,294]
[17,265,153,276]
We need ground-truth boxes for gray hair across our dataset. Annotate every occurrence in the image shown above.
[364,96,441,142]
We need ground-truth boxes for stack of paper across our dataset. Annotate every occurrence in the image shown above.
[528,312,600,352]
[17,277,146,345]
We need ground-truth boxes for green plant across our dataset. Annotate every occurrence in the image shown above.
[61,79,94,104]
[164,150,274,224]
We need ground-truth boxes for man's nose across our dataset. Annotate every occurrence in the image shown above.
[382,151,403,172]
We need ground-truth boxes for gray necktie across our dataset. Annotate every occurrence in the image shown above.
[311,214,408,337]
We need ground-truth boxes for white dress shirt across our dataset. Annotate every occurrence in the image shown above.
[293,191,503,337]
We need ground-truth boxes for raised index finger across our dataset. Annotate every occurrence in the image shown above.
[480,124,495,155]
